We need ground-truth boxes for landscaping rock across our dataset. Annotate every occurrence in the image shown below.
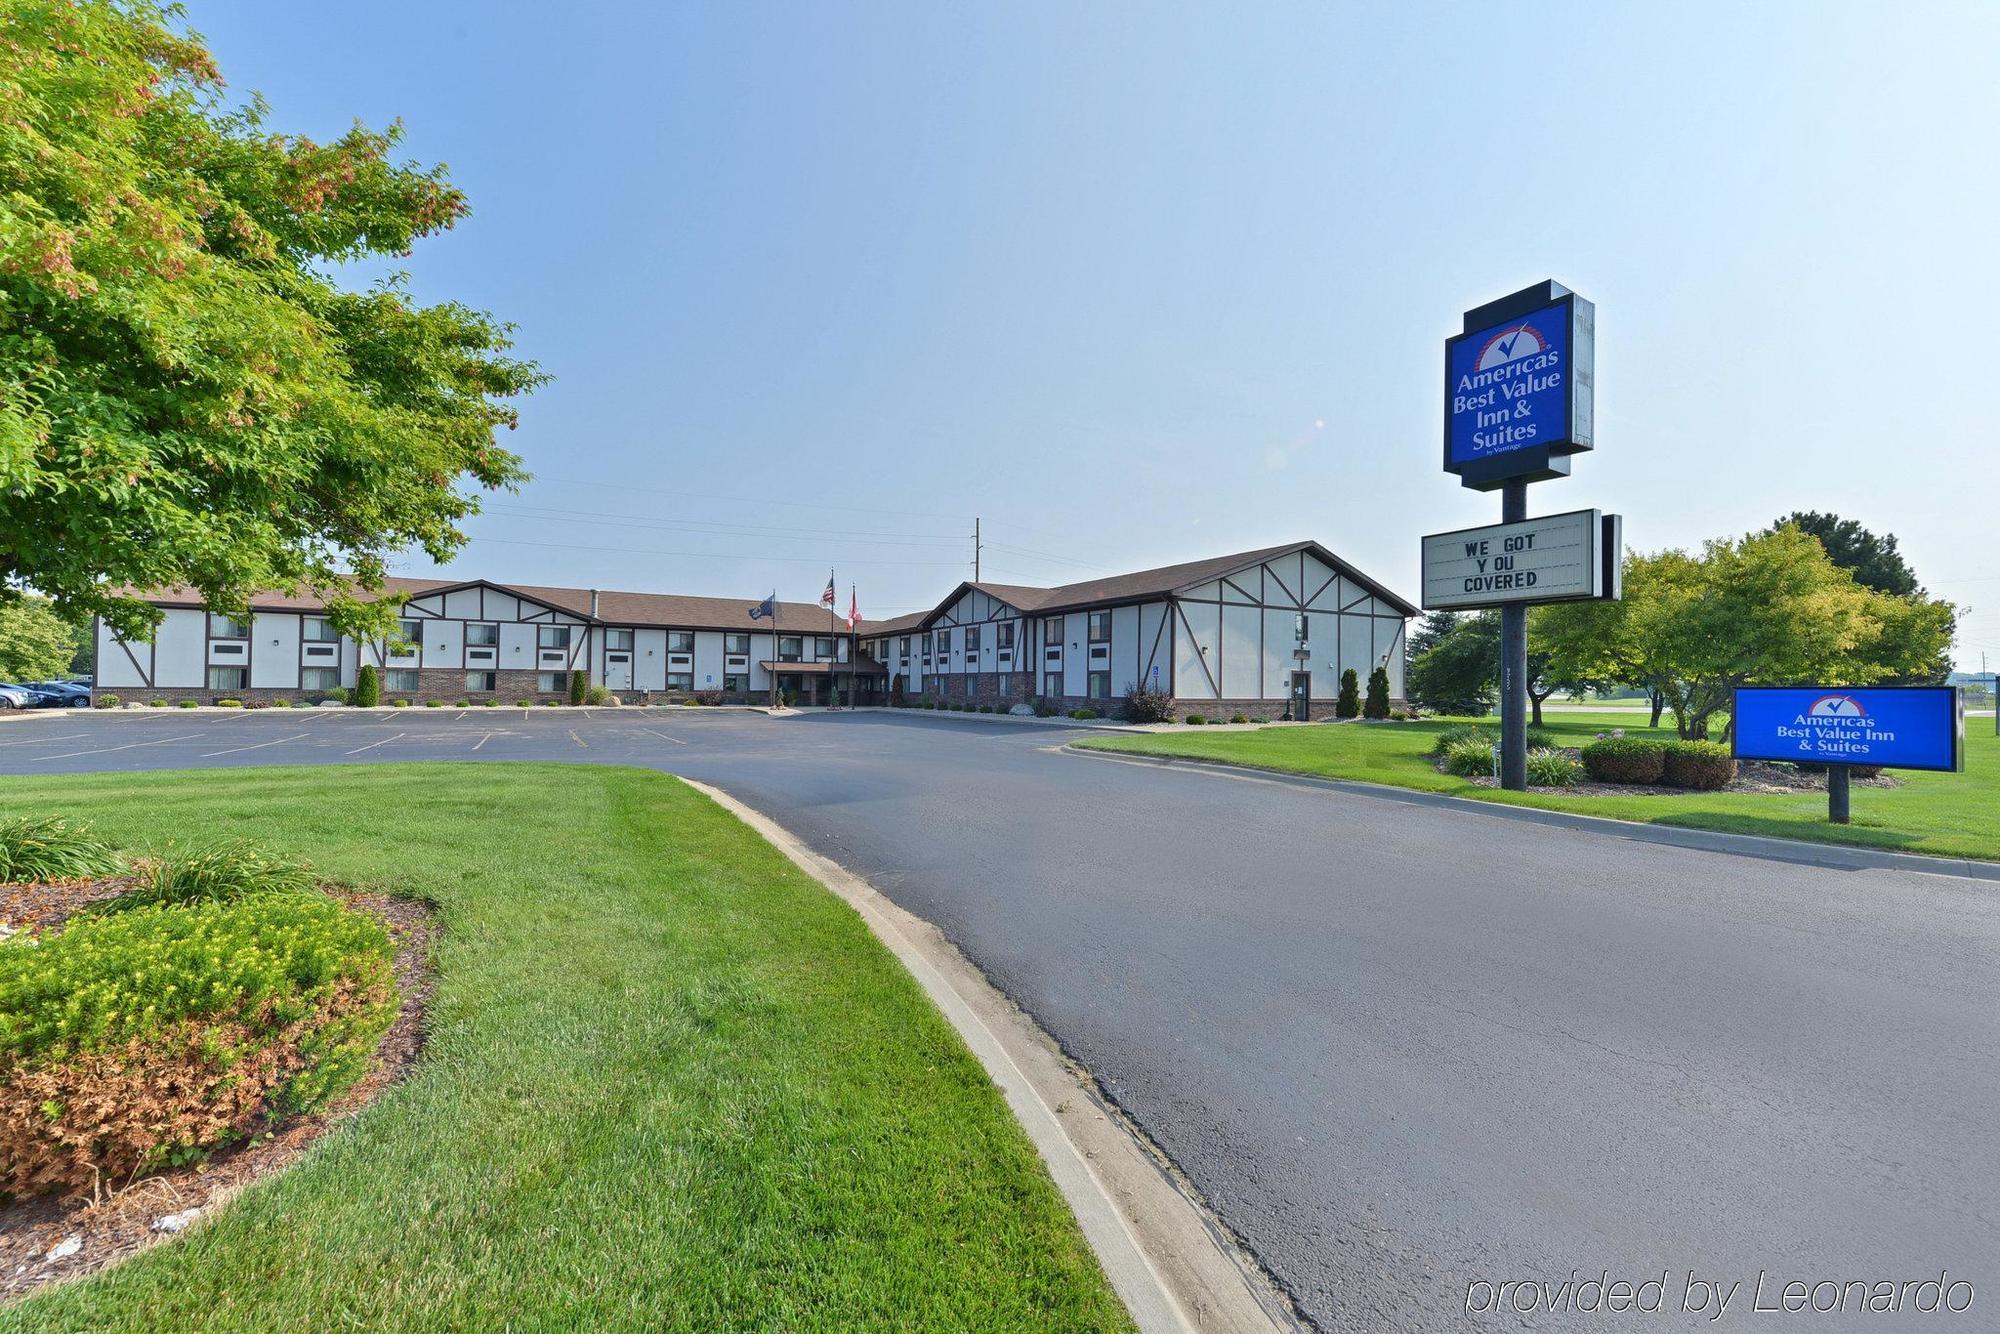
[152,1209,200,1234]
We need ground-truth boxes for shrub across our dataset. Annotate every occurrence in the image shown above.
[1035,704,1059,718]
[147,699,168,707]
[353,664,380,708]
[0,817,125,884]
[1230,714,1249,724]
[177,699,198,708]
[1183,714,1207,726]
[0,892,395,1198]
[1526,748,1584,787]
[1123,679,1174,724]
[1580,737,1667,785]
[1068,707,1099,719]
[978,705,994,713]
[1390,708,1411,721]
[516,699,534,707]
[392,698,411,708]
[568,671,588,706]
[1364,666,1390,719]
[424,700,445,708]
[694,690,724,707]
[585,685,612,706]
[93,693,119,709]
[1335,668,1361,719]
[1430,724,1495,758]
[1662,740,1735,791]
[483,699,501,707]
[1524,724,1561,751]
[322,687,349,705]
[1440,736,1497,778]
[215,698,243,708]
[270,699,293,708]
[99,840,316,914]
[540,699,561,707]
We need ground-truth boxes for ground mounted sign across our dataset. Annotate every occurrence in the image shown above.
[1444,285,1594,492]
[1733,686,1964,773]
[1421,509,1622,611]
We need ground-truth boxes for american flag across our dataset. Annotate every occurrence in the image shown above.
[820,571,836,609]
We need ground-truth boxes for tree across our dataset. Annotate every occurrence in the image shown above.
[568,669,587,706]
[1770,512,1921,595]
[1527,599,1630,727]
[1405,609,1459,660]
[0,596,77,681]
[353,663,380,707]
[1405,611,1498,715]
[0,2,543,644]
[1363,665,1390,719]
[1335,668,1360,718]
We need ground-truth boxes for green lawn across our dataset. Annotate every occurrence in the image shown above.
[1081,712,1999,862]
[2,765,1130,1331]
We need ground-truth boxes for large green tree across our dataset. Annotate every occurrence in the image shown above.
[1405,610,1498,715]
[0,0,541,641]
[1770,511,1922,596]
[0,594,79,680]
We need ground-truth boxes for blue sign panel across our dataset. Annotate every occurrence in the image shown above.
[1732,687,1963,772]
[1446,300,1574,470]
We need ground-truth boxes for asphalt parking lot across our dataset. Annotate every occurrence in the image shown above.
[5,707,1995,1331]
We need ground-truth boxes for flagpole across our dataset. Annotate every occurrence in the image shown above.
[828,567,838,709]
[767,589,777,712]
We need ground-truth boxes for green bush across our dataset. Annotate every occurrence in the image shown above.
[568,671,588,706]
[540,699,561,707]
[1068,707,1098,720]
[1526,748,1584,787]
[1662,740,1736,791]
[392,698,411,708]
[177,699,198,708]
[353,664,380,708]
[424,699,444,708]
[483,699,501,707]
[0,817,125,884]
[1364,666,1390,719]
[1122,679,1174,724]
[1183,714,1206,726]
[147,699,168,707]
[0,891,396,1196]
[1430,724,1496,758]
[585,685,612,706]
[93,693,119,709]
[1230,714,1249,724]
[978,704,994,713]
[516,699,534,707]
[1580,737,1667,784]
[1035,704,1059,717]
[1389,708,1411,721]
[1440,736,1497,778]
[98,840,316,915]
[321,686,348,705]
[1524,724,1562,751]
[1335,668,1361,719]
[215,698,243,708]
[270,698,293,708]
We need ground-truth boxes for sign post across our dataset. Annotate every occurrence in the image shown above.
[1732,686,1964,824]
[1434,280,1600,790]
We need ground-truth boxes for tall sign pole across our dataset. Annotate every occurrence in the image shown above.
[1433,280,1600,791]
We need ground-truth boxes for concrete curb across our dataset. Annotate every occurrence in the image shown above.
[681,778,1297,1334]
[1066,745,2000,884]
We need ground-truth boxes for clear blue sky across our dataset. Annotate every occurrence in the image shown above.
[192,2,1996,667]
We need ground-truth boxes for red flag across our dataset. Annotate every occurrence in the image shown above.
[820,571,836,609]
[846,587,862,630]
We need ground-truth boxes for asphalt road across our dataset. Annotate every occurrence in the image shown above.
[4,708,1994,1331]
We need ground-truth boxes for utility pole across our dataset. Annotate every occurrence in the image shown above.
[973,517,982,584]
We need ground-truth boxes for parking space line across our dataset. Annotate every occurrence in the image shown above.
[31,733,203,761]
[0,732,88,748]
[641,728,688,745]
[344,732,407,755]
[472,732,496,751]
[568,729,589,749]
[199,731,310,758]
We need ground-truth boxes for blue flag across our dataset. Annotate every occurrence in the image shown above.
[748,592,776,621]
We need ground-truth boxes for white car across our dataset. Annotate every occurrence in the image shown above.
[0,684,36,710]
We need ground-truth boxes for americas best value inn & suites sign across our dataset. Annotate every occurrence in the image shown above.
[1444,289,1594,491]
[1421,509,1622,611]
[1732,686,1964,773]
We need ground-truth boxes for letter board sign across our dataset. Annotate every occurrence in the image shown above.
[1421,509,1621,611]
[1732,686,1964,772]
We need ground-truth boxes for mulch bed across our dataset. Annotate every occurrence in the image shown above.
[0,883,436,1304]
[1449,752,1903,796]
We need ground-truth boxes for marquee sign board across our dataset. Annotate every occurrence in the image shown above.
[1732,686,1964,773]
[1444,284,1594,491]
[1420,509,1622,611]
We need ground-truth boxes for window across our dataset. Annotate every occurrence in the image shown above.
[1088,611,1111,643]
[208,613,249,639]
[965,626,981,653]
[996,673,1010,698]
[899,635,911,657]
[302,617,339,643]
[668,631,694,654]
[1045,615,1064,648]
[538,625,572,649]
[779,637,802,662]
[536,671,566,692]
[300,666,340,692]
[814,636,835,658]
[605,629,634,651]
[667,673,693,692]
[465,622,499,646]
[465,671,496,693]
[934,629,951,655]
[206,665,246,690]
[398,618,423,645]
[1044,671,1062,698]
[1088,671,1111,699]
[724,673,748,693]
[997,622,1014,650]
[726,633,750,655]
[387,669,420,692]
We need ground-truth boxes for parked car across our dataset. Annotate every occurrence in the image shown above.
[24,681,92,708]
[0,684,39,710]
